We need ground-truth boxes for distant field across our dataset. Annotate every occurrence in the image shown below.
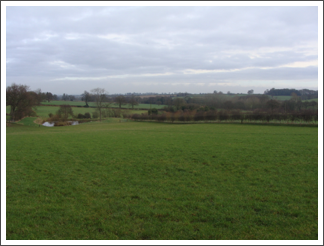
[41,100,91,106]
[271,96,318,102]
[6,120,318,239]
[302,98,318,102]
[269,96,291,100]
[41,100,166,109]
[191,94,317,102]
[187,94,242,99]
[6,106,147,120]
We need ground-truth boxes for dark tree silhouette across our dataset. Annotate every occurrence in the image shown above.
[6,83,38,121]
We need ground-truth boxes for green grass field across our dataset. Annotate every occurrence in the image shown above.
[6,120,318,240]
[271,96,318,102]
[41,100,166,109]
[270,96,291,101]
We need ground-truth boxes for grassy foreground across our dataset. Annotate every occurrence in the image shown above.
[6,120,318,240]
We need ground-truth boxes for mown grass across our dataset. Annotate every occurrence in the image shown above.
[15,117,39,126]
[41,100,166,109]
[6,121,318,240]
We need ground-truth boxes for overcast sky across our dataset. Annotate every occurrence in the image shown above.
[5,4,320,95]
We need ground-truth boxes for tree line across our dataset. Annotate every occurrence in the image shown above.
[55,87,319,110]
[162,94,317,113]
[264,88,318,100]
[6,83,318,123]
[128,108,318,125]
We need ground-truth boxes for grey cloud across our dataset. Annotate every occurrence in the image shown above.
[6,6,318,94]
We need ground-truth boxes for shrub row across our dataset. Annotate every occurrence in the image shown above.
[128,109,317,124]
[77,112,91,119]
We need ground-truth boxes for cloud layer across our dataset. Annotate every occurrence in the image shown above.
[6,6,318,94]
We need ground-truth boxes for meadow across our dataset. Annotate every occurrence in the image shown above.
[6,119,318,240]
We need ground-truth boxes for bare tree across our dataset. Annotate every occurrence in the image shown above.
[115,95,126,109]
[223,100,234,110]
[6,83,38,121]
[291,92,301,103]
[128,94,139,109]
[62,93,68,101]
[266,99,280,113]
[91,88,107,121]
[173,98,186,110]
[46,92,53,102]
[57,105,74,120]
[34,89,46,104]
[68,95,75,101]
[102,99,112,118]
[245,96,260,110]
[81,90,91,106]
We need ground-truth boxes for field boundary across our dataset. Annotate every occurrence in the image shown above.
[130,119,318,127]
